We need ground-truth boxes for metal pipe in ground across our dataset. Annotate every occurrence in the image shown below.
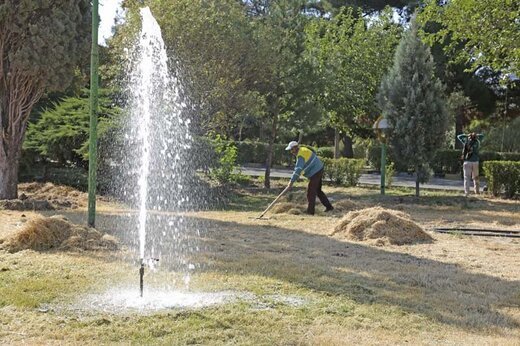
[139,261,144,297]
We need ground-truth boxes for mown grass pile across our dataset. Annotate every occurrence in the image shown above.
[332,207,433,246]
[0,215,118,253]
[271,190,362,215]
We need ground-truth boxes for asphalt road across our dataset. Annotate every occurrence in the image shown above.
[239,166,474,192]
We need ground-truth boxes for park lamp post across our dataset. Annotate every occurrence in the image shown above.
[88,0,99,227]
[373,116,391,195]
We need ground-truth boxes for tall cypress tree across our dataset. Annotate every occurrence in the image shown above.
[377,16,448,197]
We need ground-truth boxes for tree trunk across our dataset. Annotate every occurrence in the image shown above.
[341,134,354,158]
[334,128,340,159]
[264,115,278,189]
[0,152,19,199]
[238,121,243,141]
[415,164,420,197]
[454,107,464,150]
[0,69,43,199]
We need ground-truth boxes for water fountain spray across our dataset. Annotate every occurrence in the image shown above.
[123,6,192,298]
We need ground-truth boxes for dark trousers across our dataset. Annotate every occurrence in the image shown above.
[307,169,333,215]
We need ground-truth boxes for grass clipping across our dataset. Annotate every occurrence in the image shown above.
[331,207,433,246]
[271,190,361,215]
[18,182,88,208]
[1,215,118,253]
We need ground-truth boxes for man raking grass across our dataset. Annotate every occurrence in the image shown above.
[257,141,334,219]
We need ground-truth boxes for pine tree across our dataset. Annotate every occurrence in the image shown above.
[24,89,121,167]
[377,16,448,197]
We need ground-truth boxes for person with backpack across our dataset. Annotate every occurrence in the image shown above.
[285,141,334,215]
[457,132,485,196]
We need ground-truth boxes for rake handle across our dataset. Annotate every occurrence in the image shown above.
[258,185,291,219]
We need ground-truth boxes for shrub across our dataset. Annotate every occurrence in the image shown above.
[367,143,409,173]
[316,146,334,159]
[483,161,520,198]
[481,117,520,152]
[234,141,289,166]
[429,149,520,176]
[500,152,520,162]
[321,158,364,187]
[479,151,502,162]
[367,144,382,171]
[385,162,395,188]
[209,136,240,185]
[190,136,218,172]
[433,149,462,174]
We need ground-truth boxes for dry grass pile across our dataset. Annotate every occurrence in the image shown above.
[272,192,361,215]
[19,182,87,208]
[271,202,305,215]
[331,207,433,246]
[0,215,118,253]
[283,191,308,204]
[0,199,53,211]
[332,199,361,212]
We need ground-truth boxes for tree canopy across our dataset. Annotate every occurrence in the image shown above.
[419,0,520,75]
[305,7,402,138]
[0,0,91,198]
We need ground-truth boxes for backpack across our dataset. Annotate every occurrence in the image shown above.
[461,138,475,161]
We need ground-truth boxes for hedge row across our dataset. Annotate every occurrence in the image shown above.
[432,150,520,175]
[483,161,520,198]
[321,158,365,187]
[367,145,520,174]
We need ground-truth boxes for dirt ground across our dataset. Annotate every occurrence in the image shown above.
[1,184,519,344]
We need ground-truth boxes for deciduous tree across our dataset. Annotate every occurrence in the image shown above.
[305,7,401,157]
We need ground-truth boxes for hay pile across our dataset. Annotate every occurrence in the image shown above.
[331,207,433,246]
[0,199,53,211]
[271,202,305,215]
[17,182,87,209]
[270,191,307,215]
[333,199,361,212]
[271,190,361,215]
[0,215,118,253]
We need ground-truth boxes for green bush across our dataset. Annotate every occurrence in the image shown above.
[234,141,289,166]
[24,89,121,166]
[479,151,502,162]
[367,144,409,173]
[316,146,334,159]
[321,158,364,187]
[483,161,520,198]
[481,117,520,152]
[433,149,462,174]
[209,136,240,185]
[500,152,520,161]
[385,162,395,188]
[367,144,382,171]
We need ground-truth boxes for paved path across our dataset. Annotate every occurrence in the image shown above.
[239,166,475,192]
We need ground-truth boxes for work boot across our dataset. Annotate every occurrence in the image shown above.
[325,206,334,212]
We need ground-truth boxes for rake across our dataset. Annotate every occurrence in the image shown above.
[255,185,291,220]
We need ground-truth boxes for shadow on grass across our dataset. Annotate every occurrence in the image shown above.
[58,209,519,332]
